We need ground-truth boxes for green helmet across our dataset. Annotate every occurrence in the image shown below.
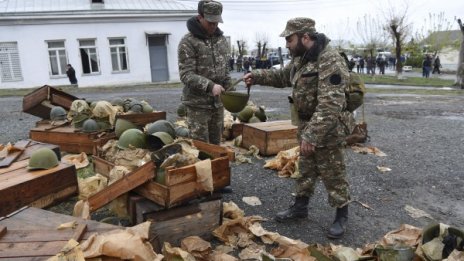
[175,126,189,138]
[145,120,175,139]
[254,106,267,122]
[177,104,187,117]
[50,106,67,121]
[147,131,174,151]
[82,119,99,133]
[129,100,143,113]
[73,114,90,129]
[141,101,154,113]
[248,115,262,123]
[123,98,135,112]
[28,148,59,170]
[115,118,138,138]
[237,106,254,122]
[95,118,112,131]
[221,91,249,113]
[117,129,147,149]
[111,97,124,107]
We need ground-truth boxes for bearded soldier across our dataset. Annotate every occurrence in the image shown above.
[244,17,355,239]
[178,0,232,145]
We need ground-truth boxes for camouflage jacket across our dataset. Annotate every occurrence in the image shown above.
[251,34,354,147]
[178,17,232,109]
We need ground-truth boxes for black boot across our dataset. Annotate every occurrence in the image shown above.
[327,205,348,239]
[275,196,309,222]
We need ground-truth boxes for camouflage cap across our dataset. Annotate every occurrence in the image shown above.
[279,17,316,37]
[200,0,223,23]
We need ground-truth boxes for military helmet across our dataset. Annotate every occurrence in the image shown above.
[28,147,59,170]
[117,129,147,149]
[115,118,138,138]
[141,101,154,113]
[129,100,143,113]
[221,92,249,113]
[248,115,262,123]
[237,106,254,122]
[175,126,190,138]
[177,104,187,117]
[111,97,124,107]
[152,132,174,145]
[254,106,267,122]
[50,106,67,121]
[145,120,175,139]
[82,119,99,133]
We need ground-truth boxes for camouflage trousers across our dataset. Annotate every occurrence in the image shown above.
[296,146,350,208]
[186,106,224,145]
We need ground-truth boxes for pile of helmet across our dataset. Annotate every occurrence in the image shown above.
[234,104,267,123]
[63,97,155,132]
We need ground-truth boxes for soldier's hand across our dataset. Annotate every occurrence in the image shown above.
[212,84,225,96]
[243,73,254,87]
[300,140,315,156]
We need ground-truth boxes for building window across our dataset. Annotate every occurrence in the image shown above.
[0,42,23,82]
[109,38,129,72]
[47,41,67,76]
[79,39,100,74]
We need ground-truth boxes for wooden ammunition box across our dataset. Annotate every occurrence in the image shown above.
[94,140,231,208]
[0,207,121,260]
[116,111,167,127]
[241,120,298,156]
[29,121,116,154]
[22,85,79,119]
[128,194,222,252]
[0,160,77,217]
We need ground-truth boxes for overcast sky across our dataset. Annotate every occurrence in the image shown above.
[177,0,464,50]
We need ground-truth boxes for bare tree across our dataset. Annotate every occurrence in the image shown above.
[255,32,269,58]
[415,12,453,56]
[383,4,411,77]
[356,14,388,60]
[457,18,464,88]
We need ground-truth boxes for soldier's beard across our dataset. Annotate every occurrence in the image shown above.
[289,38,307,57]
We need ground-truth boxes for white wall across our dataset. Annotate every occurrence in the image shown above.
[0,19,189,89]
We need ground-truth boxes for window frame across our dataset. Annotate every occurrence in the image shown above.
[78,38,101,75]
[0,42,23,82]
[108,37,130,73]
[46,40,68,78]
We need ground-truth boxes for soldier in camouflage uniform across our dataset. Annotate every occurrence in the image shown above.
[244,17,355,239]
[177,0,233,145]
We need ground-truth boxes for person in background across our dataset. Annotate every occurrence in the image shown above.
[244,17,355,239]
[432,56,442,74]
[66,64,78,85]
[177,0,232,145]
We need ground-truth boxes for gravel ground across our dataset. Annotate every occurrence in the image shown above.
[1,82,463,249]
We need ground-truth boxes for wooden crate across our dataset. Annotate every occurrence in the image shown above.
[94,140,231,208]
[0,207,121,260]
[241,120,298,156]
[30,121,116,154]
[116,111,166,127]
[128,194,222,252]
[0,160,78,217]
[231,122,244,138]
[22,85,79,119]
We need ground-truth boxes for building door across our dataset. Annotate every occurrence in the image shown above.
[148,36,169,82]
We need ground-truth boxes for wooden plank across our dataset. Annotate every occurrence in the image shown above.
[0,240,65,257]
[116,111,166,127]
[29,186,78,209]
[17,141,61,162]
[0,160,28,175]
[88,161,155,212]
[0,226,6,239]
[71,224,87,242]
[133,181,168,207]
[0,227,111,243]
[92,156,115,177]
[148,198,222,252]
[0,140,29,168]
[0,163,77,217]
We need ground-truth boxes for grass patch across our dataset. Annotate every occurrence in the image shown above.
[360,74,454,87]
[366,87,464,96]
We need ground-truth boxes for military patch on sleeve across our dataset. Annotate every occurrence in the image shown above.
[329,74,342,85]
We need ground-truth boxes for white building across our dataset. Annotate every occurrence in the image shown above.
[0,0,196,89]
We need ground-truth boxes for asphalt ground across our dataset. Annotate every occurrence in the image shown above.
[1,81,463,248]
